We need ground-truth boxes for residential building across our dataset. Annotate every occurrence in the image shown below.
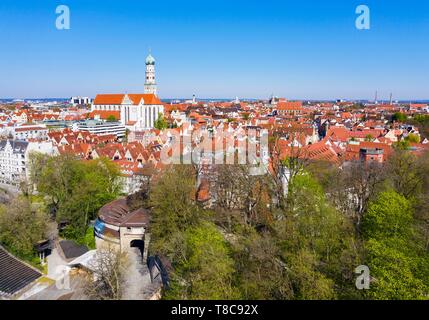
[12,125,48,141]
[0,139,55,188]
[70,96,93,105]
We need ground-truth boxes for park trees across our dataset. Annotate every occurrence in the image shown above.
[138,140,429,300]
[212,164,273,231]
[149,165,238,300]
[231,228,295,300]
[224,168,362,300]
[361,191,429,299]
[149,165,204,259]
[385,147,424,200]
[317,160,386,229]
[164,223,238,300]
[30,153,122,239]
[0,196,48,259]
[276,173,362,299]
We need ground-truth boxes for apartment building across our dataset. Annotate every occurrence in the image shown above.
[0,139,55,188]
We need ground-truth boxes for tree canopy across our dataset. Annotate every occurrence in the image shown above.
[154,113,169,130]
[29,153,122,239]
[361,191,429,299]
[0,197,48,260]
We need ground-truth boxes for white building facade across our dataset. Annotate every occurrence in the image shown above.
[91,53,163,130]
[76,120,126,139]
[70,96,93,105]
[144,54,157,95]
[12,125,48,141]
[0,140,56,189]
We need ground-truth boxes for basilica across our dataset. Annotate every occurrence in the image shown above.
[91,53,164,130]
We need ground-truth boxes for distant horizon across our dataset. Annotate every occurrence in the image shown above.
[1,97,429,104]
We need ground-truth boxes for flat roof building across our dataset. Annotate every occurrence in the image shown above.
[76,120,126,139]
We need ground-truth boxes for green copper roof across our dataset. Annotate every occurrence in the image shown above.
[146,54,155,65]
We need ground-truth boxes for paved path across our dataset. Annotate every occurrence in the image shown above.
[122,248,151,300]
[122,248,161,300]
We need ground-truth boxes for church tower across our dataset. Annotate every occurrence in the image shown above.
[144,53,157,95]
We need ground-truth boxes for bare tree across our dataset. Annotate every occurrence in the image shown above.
[126,163,158,211]
[84,246,129,300]
[213,164,273,230]
[270,132,310,209]
[326,161,385,229]
[385,148,424,198]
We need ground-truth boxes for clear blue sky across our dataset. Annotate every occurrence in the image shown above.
[0,0,428,100]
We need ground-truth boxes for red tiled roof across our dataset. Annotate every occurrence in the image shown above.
[93,94,162,105]
[14,126,47,132]
[345,142,393,162]
[277,101,303,111]
[276,140,340,164]
[89,110,121,120]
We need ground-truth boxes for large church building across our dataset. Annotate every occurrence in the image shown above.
[91,54,164,130]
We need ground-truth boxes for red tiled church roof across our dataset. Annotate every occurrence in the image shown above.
[93,94,162,105]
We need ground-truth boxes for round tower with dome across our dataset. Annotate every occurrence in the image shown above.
[144,52,157,95]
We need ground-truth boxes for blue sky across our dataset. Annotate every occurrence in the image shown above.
[0,0,428,100]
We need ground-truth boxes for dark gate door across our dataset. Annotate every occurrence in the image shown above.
[130,239,145,259]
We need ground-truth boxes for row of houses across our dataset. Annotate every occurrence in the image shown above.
[1,97,428,199]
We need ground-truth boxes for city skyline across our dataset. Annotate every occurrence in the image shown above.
[0,0,428,100]
[1,0,429,305]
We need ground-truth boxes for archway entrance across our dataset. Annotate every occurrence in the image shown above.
[130,240,145,259]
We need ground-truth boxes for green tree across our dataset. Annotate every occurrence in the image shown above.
[276,173,361,299]
[404,133,420,143]
[392,112,407,123]
[30,154,122,239]
[365,134,374,142]
[364,238,427,300]
[149,165,204,258]
[411,115,429,139]
[154,112,168,130]
[361,191,413,240]
[361,191,429,299]
[165,223,238,300]
[394,140,411,150]
[385,148,423,199]
[149,165,238,300]
[0,197,48,259]
[106,115,117,122]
